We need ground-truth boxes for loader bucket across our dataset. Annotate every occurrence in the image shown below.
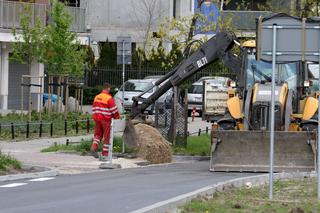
[210,130,316,172]
[122,119,139,148]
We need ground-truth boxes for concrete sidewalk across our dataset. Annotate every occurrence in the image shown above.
[0,135,142,175]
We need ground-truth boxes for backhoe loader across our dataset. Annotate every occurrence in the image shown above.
[211,40,318,172]
[123,13,319,173]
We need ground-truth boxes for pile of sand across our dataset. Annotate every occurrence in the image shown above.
[134,123,172,164]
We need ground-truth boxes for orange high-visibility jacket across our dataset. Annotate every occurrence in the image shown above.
[92,91,120,121]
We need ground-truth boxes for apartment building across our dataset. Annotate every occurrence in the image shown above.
[0,0,88,113]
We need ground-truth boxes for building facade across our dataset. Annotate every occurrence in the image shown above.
[0,0,88,113]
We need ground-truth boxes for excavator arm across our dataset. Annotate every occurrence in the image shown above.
[129,31,240,119]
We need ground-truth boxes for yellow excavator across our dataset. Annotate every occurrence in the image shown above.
[123,13,319,173]
[211,39,318,172]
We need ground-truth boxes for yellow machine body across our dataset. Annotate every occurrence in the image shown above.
[212,49,318,172]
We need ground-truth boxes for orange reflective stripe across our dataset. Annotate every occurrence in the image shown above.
[94,93,112,104]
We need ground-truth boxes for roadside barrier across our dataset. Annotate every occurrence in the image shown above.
[0,118,93,140]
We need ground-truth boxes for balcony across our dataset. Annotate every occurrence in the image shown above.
[221,10,273,31]
[0,0,86,33]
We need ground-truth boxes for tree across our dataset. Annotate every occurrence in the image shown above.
[11,4,44,72]
[130,0,165,70]
[44,0,85,76]
[248,0,320,17]
[11,4,45,121]
[95,40,117,68]
[130,0,161,52]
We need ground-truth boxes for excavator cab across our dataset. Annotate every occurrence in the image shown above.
[211,40,318,172]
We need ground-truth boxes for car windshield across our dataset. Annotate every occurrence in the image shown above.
[246,54,298,90]
[120,81,154,93]
[188,85,203,94]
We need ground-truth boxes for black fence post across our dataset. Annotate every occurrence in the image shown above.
[0,123,2,137]
[198,128,201,136]
[26,122,29,138]
[206,126,209,134]
[39,121,43,138]
[50,122,53,137]
[64,120,67,136]
[11,123,14,140]
[86,118,90,133]
[75,120,79,134]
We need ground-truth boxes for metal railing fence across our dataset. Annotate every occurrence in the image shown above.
[0,0,86,32]
[85,66,236,88]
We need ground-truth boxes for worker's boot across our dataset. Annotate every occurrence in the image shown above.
[99,154,109,162]
[90,147,99,159]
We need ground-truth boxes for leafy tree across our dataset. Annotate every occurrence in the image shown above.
[44,0,85,76]
[83,45,95,69]
[95,40,117,68]
[11,4,44,72]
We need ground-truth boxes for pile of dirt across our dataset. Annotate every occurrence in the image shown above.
[134,123,172,164]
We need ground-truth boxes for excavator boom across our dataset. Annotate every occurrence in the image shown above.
[129,31,239,119]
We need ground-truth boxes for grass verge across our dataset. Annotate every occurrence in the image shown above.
[173,134,210,156]
[42,135,211,156]
[0,151,22,175]
[182,178,320,213]
[41,137,130,155]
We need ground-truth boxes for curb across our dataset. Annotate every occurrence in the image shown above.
[0,165,59,182]
[130,171,316,213]
[172,155,210,162]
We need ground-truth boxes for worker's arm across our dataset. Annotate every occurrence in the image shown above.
[109,98,120,119]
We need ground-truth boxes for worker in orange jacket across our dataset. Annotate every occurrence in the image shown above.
[91,83,120,159]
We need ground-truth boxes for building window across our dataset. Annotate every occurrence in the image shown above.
[59,0,80,7]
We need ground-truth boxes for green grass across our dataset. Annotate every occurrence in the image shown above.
[0,151,21,174]
[41,137,131,155]
[42,134,211,156]
[182,178,320,213]
[173,134,211,156]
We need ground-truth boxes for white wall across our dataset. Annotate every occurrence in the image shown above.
[0,42,44,112]
[0,43,9,110]
[82,0,194,43]
[30,62,44,111]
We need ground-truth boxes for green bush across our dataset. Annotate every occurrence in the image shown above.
[0,151,21,172]
[69,85,118,105]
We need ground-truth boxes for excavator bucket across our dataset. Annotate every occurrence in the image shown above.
[210,130,316,172]
[122,120,139,148]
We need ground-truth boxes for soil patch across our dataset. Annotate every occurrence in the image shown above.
[0,166,38,176]
[134,123,172,164]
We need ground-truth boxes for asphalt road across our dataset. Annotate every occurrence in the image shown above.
[0,161,253,213]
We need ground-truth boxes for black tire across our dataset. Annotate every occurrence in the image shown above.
[218,121,236,130]
[301,123,317,131]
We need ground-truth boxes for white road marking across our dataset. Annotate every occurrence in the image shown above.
[0,183,28,188]
[28,177,55,182]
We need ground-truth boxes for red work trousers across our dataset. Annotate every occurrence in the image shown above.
[92,120,111,157]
